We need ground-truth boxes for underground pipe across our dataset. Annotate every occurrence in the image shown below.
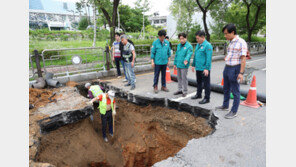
[170,74,266,103]
[32,77,46,89]
[45,72,62,88]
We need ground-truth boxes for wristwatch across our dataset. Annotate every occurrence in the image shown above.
[239,72,244,75]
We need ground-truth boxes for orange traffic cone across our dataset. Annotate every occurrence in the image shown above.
[173,68,177,75]
[221,78,224,86]
[166,67,172,83]
[240,76,260,108]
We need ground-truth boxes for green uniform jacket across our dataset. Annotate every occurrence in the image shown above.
[192,40,213,71]
[174,41,193,69]
[151,39,171,65]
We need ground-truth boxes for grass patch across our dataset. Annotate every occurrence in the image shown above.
[29,40,106,54]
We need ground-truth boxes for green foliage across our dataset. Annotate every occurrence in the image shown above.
[118,5,150,32]
[187,24,202,43]
[46,35,55,40]
[240,34,266,42]
[145,25,164,37]
[29,29,110,41]
[78,17,89,30]
[210,0,266,41]
[169,0,197,34]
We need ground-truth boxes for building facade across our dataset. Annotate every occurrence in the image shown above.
[29,0,93,30]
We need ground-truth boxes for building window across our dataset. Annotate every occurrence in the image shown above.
[154,20,159,24]
[63,2,68,10]
[161,19,166,23]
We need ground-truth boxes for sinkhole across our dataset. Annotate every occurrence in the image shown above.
[34,82,217,167]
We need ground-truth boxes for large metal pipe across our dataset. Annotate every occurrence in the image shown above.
[32,77,46,89]
[171,74,266,103]
[45,72,62,87]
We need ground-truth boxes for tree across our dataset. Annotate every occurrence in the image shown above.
[209,0,233,40]
[195,0,217,41]
[117,5,149,32]
[170,0,197,35]
[92,2,97,46]
[135,0,151,38]
[210,0,266,41]
[242,0,266,41]
[188,24,202,43]
[78,17,89,30]
[75,2,83,19]
[96,0,120,45]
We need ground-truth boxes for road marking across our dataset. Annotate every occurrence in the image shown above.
[171,92,197,102]
[246,58,265,64]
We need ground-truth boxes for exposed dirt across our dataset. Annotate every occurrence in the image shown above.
[66,81,78,87]
[29,86,87,167]
[29,88,61,108]
[35,98,212,167]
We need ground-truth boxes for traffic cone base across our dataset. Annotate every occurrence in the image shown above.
[173,68,177,75]
[240,75,260,108]
[241,100,260,108]
[221,78,224,86]
[166,67,172,83]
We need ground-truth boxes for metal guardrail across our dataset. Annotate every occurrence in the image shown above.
[29,42,266,80]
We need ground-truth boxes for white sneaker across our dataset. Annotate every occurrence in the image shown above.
[123,79,127,82]
[103,137,108,142]
[134,79,136,83]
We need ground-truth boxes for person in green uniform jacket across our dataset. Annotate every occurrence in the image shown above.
[173,33,193,97]
[191,30,213,104]
[151,30,171,93]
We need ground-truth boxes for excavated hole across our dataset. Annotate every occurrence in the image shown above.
[35,85,214,167]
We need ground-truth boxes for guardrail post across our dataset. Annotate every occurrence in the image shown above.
[34,50,43,77]
[105,46,110,71]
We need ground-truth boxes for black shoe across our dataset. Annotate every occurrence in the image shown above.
[191,95,202,99]
[124,83,131,87]
[182,93,187,97]
[224,111,238,119]
[199,99,210,104]
[130,85,135,90]
[173,91,183,95]
[215,105,229,111]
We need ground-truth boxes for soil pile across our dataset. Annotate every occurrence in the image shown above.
[29,88,60,108]
[36,98,212,167]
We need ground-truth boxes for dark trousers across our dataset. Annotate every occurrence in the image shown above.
[114,57,121,76]
[153,64,167,87]
[195,70,211,100]
[223,65,241,113]
[100,110,113,138]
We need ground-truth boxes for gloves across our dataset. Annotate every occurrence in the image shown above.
[112,110,116,116]
[87,101,93,105]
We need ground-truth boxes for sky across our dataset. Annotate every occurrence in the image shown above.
[59,0,172,16]
[121,0,172,16]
